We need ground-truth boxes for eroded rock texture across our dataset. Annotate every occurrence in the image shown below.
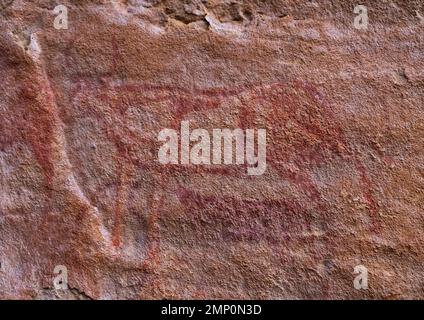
[0,0,423,299]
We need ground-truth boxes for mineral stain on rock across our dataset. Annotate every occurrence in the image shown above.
[0,1,423,299]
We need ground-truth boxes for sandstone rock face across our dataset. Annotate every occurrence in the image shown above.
[0,0,423,299]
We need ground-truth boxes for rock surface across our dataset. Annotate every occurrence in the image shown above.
[0,0,423,299]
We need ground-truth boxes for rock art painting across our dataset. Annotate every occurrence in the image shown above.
[0,1,423,300]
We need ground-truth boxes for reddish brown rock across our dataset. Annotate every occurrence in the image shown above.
[0,0,423,299]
